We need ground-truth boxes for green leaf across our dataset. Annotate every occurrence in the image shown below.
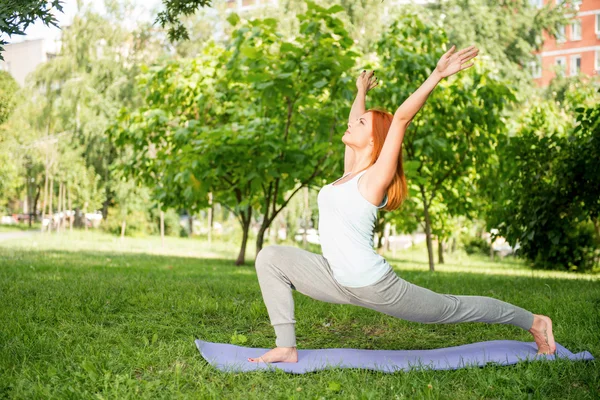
[226,13,240,27]
[313,79,327,89]
[241,46,259,59]
[326,5,345,14]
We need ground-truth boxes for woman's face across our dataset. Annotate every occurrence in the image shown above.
[342,111,373,149]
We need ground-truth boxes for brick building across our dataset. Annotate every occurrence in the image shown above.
[532,0,600,86]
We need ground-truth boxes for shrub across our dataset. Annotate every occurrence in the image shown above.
[462,236,491,255]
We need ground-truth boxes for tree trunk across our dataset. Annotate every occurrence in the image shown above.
[189,211,195,238]
[101,164,111,221]
[32,184,41,228]
[84,201,88,231]
[121,220,126,240]
[62,181,66,230]
[420,185,435,272]
[57,182,62,233]
[41,172,48,232]
[451,236,456,253]
[67,184,73,232]
[160,210,165,249]
[236,207,252,266]
[383,222,391,253]
[207,192,212,244]
[49,177,54,232]
[438,238,445,264]
[271,214,279,244]
[375,216,385,253]
[23,182,28,216]
[256,217,269,256]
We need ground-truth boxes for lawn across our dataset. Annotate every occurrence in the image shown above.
[0,230,598,399]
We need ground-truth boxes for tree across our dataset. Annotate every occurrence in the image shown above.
[114,2,358,265]
[28,2,165,221]
[156,0,212,42]
[0,0,63,60]
[428,0,572,85]
[373,12,515,271]
[0,71,19,124]
[483,99,599,272]
[0,71,21,209]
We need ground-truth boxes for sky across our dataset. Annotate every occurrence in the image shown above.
[3,0,163,44]
[4,0,434,44]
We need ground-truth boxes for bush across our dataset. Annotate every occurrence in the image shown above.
[150,208,182,237]
[102,207,152,237]
[461,236,491,255]
[526,219,598,272]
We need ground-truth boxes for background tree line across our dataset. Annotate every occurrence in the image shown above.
[0,0,598,272]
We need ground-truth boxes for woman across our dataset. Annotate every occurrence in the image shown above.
[248,45,555,364]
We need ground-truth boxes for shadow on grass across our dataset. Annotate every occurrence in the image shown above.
[0,245,534,281]
[2,246,597,287]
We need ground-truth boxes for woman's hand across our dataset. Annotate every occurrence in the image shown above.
[435,45,479,79]
[356,70,378,94]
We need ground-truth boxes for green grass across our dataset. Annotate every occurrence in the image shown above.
[0,231,598,399]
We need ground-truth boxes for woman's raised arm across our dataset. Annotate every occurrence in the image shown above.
[345,70,378,173]
[370,45,479,189]
[394,45,478,123]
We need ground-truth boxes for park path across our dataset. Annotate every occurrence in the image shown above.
[0,230,38,242]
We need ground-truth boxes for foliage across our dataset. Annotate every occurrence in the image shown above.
[461,235,490,256]
[152,208,182,237]
[113,1,359,260]
[0,0,63,60]
[429,0,573,85]
[156,0,212,42]
[544,74,600,113]
[484,96,600,272]
[0,72,21,206]
[102,207,152,237]
[24,3,166,221]
[0,71,19,124]
[372,11,516,270]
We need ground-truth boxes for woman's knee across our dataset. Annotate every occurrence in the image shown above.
[255,245,282,271]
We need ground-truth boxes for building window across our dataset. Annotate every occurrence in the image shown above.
[556,25,566,43]
[530,55,542,78]
[596,14,600,36]
[555,56,566,76]
[570,20,581,41]
[569,55,581,76]
[595,50,600,72]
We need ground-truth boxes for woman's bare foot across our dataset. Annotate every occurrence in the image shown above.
[247,346,298,363]
[528,314,556,355]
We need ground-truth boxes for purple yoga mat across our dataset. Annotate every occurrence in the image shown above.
[195,339,594,373]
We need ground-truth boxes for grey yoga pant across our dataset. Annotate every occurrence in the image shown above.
[254,245,535,348]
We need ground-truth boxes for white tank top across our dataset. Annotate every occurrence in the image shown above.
[317,168,391,288]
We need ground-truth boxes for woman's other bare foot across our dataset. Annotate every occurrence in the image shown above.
[247,346,298,363]
[528,314,556,355]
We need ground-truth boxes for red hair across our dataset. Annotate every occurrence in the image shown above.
[358,108,408,211]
